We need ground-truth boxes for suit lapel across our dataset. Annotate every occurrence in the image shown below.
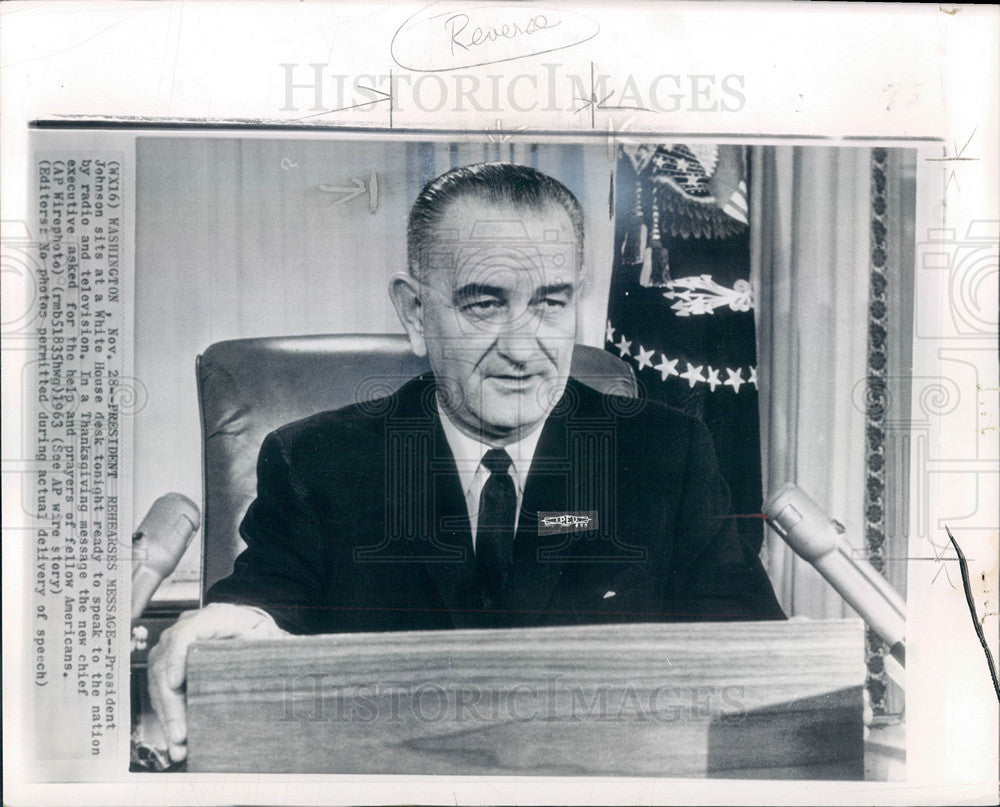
[503,382,584,627]
[426,419,486,629]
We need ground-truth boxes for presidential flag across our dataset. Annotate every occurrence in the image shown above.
[606,144,764,551]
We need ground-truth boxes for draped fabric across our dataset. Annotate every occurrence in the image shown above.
[750,145,915,719]
[749,146,874,618]
[605,144,764,555]
[607,143,914,622]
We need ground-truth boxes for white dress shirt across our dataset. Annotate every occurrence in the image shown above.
[437,404,544,552]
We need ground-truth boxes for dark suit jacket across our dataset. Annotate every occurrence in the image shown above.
[206,374,785,632]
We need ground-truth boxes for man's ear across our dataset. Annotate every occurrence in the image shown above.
[388,272,427,357]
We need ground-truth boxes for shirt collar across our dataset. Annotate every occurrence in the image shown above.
[437,401,544,497]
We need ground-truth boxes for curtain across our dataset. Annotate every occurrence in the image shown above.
[750,146,874,619]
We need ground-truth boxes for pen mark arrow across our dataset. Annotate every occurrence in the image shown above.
[319,169,379,213]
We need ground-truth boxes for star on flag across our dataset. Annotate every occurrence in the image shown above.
[723,367,744,393]
[705,366,721,391]
[634,345,655,371]
[680,362,705,388]
[606,329,756,394]
[652,355,679,381]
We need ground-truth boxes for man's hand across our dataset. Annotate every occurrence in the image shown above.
[147,602,287,762]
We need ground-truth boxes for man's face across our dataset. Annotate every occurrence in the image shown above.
[411,197,581,444]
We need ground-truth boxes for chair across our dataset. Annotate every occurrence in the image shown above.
[196,334,638,595]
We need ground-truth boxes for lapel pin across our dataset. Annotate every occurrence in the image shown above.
[538,510,599,536]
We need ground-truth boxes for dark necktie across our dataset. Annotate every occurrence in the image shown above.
[476,448,517,605]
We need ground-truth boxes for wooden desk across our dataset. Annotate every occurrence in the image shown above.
[186,619,865,778]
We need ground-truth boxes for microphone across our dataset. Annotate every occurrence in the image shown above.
[763,483,906,670]
[131,493,201,622]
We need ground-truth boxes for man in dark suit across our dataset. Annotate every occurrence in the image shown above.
[148,163,783,762]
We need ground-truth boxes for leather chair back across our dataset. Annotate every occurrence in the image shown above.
[197,334,638,595]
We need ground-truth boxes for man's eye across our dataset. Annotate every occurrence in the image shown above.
[463,299,503,313]
[540,297,568,309]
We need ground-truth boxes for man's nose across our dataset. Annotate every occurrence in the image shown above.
[493,320,541,364]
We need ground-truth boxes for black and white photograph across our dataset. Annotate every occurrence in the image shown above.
[118,132,914,778]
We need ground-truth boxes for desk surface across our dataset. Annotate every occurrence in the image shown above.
[186,619,870,779]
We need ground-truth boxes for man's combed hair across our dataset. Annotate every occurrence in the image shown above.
[407,162,585,279]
